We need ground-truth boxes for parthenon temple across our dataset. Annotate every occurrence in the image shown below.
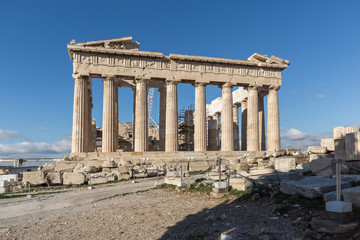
[67,37,289,159]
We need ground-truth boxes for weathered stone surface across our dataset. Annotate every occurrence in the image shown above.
[189,161,211,171]
[118,166,129,174]
[229,177,252,191]
[309,154,334,162]
[321,138,335,151]
[295,164,310,171]
[42,164,55,172]
[342,186,360,208]
[311,215,358,234]
[326,201,352,213]
[323,190,344,202]
[22,172,46,186]
[0,187,9,194]
[280,176,351,198]
[335,138,346,160]
[88,177,108,185]
[310,158,349,176]
[63,172,85,185]
[285,149,301,155]
[0,169,10,175]
[230,162,250,172]
[73,162,101,173]
[101,159,117,168]
[117,174,130,181]
[274,157,296,172]
[333,126,360,139]
[345,132,360,160]
[209,171,227,181]
[249,166,275,177]
[308,146,327,154]
[55,161,77,172]
[335,174,360,183]
[46,172,62,185]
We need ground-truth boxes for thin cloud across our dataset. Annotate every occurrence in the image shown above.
[315,93,325,98]
[281,128,325,151]
[0,136,71,157]
[0,129,23,140]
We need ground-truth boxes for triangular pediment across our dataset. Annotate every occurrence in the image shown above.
[69,36,140,50]
[248,53,290,66]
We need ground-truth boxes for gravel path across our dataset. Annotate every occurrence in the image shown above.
[0,179,313,240]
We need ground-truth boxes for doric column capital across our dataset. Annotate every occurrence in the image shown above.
[247,84,258,91]
[220,82,233,89]
[166,79,179,86]
[72,73,89,81]
[193,82,207,87]
[269,85,281,91]
[102,75,116,81]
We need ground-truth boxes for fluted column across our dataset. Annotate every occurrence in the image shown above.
[132,87,136,150]
[194,83,207,151]
[102,76,116,152]
[267,86,281,150]
[241,99,247,151]
[233,104,240,150]
[134,79,147,152]
[247,86,259,151]
[258,92,266,151]
[221,82,234,151]
[114,84,119,151]
[71,74,89,153]
[84,78,92,152]
[165,80,178,152]
[158,87,166,151]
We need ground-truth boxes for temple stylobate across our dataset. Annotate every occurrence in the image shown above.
[67,37,289,156]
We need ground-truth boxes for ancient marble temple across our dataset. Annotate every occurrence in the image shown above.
[67,37,289,157]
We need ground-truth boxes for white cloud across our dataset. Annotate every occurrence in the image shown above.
[0,136,71,157]
[0,129,23,140]
[281,128,326,151]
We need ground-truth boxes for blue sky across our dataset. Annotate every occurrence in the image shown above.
[0,0,359,157]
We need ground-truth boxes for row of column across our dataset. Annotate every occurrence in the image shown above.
[72,74,280,153]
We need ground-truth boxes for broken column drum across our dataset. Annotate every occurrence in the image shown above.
[67,37,289,156]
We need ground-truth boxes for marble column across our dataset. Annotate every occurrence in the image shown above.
[134,79,147,152]
[247,86,259,151]
[102,76,117,152]
[221,83,234,151]
[194,83,207,152]
[165,81,178,152]
[71,74,89,153]
[267,86,281,150]
[158,87,166,151]
[241,99,247,151]
[85,78,92,152]
[208,116,218,150]
[132,87,136,150]
[114,84,119,151]
[233,104,240,150]
[213,113,220,149]
[258,92,266,151]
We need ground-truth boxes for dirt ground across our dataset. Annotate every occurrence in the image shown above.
[0,179,358,240]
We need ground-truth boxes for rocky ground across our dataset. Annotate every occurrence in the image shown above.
[0,179,359,240]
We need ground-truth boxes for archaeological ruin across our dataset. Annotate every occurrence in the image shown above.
[67,36,289,161]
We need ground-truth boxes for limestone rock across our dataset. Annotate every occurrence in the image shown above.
[333,126,360,139]
[63,172,85,185]
[42,164,55,172]
[117,174,130,181]
[310,158,349,176]
[189,161,211,171]
[308,146,327,154]
[274,157,296,172]
[309,154,334,162]
[0,174,18,182]
[101,159,117,168]
[118,166,130,174]
[208,171,227,181]
[46,172,62,185]
[280,176,351,198]
[231,162,250,172]
[229,177,252,191]
[345,132,360,160]
[0,169,10,175]
[321,138,335,151]
[342,186,360,208]
[335,138,346,160]
[22,171,46,186]
[55,161,77,172]
[88,177,108,185]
